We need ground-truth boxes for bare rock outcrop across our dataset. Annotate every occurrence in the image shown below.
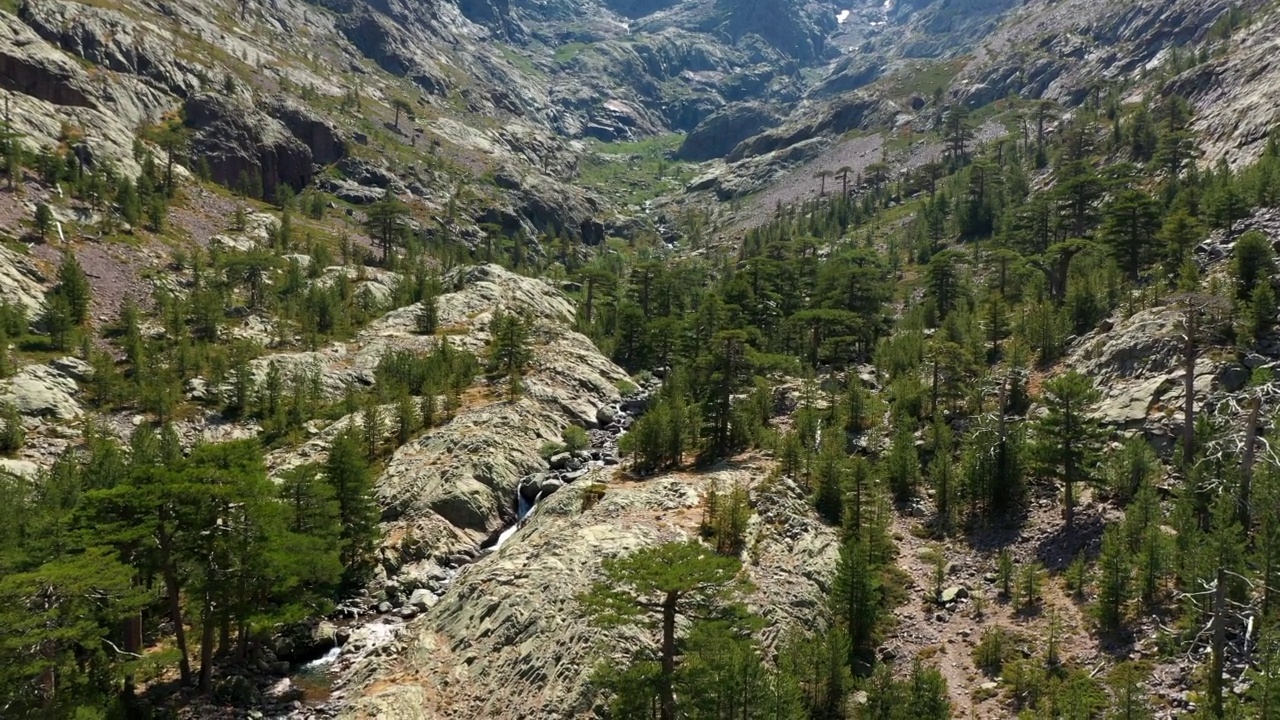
[0,10,95,108]
[677,101,782,161]
[184,92,315,202]
[338,465,838,720]
[20,0,205,97]
[1064,304,1241,449]
[261,264,630,568]
[0,244,47,319]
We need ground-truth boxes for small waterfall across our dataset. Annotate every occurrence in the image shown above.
[303,645,341,670]
[493,489,538,550]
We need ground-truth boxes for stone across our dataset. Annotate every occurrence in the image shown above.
[318,177,386,204]
[548,452,573,470]
[408,589,438,611]
[1,364,82,419]
[48,356,93,382]
[595,405,617,427]
[0,459,39,479]
[377,602,393,614]
[940,586,969,603]
[1217,365,1250,392]
[185,377,210,402]
[539,478,564,496]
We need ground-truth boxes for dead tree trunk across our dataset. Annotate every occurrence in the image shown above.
[1210,566,1227,719]
[1183,301,1198,468]
[1241,395,1261,532]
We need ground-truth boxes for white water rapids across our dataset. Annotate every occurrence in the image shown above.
[303,645,341,670]
[493,492,537,550]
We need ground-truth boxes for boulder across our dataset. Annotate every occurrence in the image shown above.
[1217,364,1250,393]
[595,405,617,427]
[676,102,781,161]
[49,356,93,383]
[337,157,400,190]
[408,588,438,611]
[0,459,39,479]
[1,364,81,419]
[184,92,313,203]
[318,177,386,204]
[940,586,969,603]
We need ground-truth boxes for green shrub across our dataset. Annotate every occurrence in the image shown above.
[581,482,607,511]
[0,402,24,455]
[562,425,590,453]
[973,627,1013,676]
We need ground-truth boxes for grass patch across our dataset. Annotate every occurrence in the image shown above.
[499,45,543,78]
[876,58,969,100]
[553,42,591,63]
[577,134,696,205]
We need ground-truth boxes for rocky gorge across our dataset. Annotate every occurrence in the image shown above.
[9,0,1280,718]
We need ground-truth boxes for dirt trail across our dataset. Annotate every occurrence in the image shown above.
[886,486,1108,718]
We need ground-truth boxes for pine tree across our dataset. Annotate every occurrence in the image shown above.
[578,541,750,720]
[1234,230,1275,301]
[1095,524,1131,633]
[831,535,882,665]
[52,251,91,325]
[1032,371,1105,527]
[486,309,533,400]
[1101,188,1160,281]
[364,196,410,264]
[33,202,52,240]
[324,431,379,572]
[931,417,958,534]
[885,425,921,501]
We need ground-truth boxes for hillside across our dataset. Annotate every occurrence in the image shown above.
[6,1,1280,720]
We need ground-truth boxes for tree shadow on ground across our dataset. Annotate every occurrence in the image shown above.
[1033,510,1107,572]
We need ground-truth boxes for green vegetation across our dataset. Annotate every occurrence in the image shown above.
[552,42,591,63]
[875,58,968,101]
[498,44,543,77]
[0,435,370,714]
[486,309,534,400]
[577,134,696,205]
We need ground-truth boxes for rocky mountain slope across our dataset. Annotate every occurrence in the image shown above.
[8,0,1280,719]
